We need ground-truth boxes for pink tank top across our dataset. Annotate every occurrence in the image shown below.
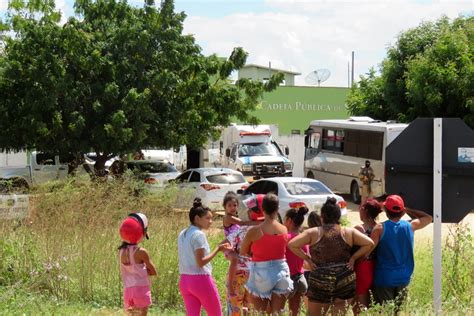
[119,245,150,288]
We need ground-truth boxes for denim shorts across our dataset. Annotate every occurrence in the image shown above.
[245,259,293,299]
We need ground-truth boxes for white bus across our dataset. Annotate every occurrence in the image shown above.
[304,117,408,202]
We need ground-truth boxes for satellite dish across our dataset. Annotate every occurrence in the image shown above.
[305,69,331,86]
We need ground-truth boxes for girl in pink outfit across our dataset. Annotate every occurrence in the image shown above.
[119,213,157,316]
[284,207,310,316]
[178,198,232,316]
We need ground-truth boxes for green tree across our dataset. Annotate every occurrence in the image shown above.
[0,0,283,173]
[347,16,474,127]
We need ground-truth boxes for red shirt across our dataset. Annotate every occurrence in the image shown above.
[286,232,309,275]
[251,233,287,262]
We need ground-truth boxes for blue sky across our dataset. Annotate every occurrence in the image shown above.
[1,0,473,86]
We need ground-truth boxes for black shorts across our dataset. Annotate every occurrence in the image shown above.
[373,285,408,308]
[307,263,356,303]
[289,273,308,297]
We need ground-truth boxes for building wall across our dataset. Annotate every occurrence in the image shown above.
[275,134,305,177]
[238,67,297,86]
[252,86,350,135]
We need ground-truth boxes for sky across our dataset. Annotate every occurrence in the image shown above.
[1,0,473,87]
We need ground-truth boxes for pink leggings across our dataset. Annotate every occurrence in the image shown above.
[179,274,222,316]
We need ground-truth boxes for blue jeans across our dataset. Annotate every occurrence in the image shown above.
[246,259,293,299]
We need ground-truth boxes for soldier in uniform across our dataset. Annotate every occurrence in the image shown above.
[359,160,375,204]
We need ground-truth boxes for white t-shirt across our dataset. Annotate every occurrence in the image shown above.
[178,225,212,275]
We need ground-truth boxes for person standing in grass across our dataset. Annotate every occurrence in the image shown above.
[178,198,231,316]
[118,213,157,316]
[284,207,310,316]
[352,198,382,314]
[371,195,432,312]
[240,193,293,314]
[302,211,322,312]
[222,192,261,316]
[288,198,374,316]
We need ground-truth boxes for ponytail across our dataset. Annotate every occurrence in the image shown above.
[285,206,309,227]
[189,198,211,224]
[321,197,341,224]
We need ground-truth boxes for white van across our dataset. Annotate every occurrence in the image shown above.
[304,117,407,202]
[219,124,293,179]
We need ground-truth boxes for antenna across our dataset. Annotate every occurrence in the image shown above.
[305,69,331,87]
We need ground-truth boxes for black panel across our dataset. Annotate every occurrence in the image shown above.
[386,118,474,223]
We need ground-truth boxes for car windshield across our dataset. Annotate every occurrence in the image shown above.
[128,162,177,173]
[238,143,281,157]
[284,181,332,195]
[206,173,246,184]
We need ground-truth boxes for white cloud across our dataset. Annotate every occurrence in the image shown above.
[1,0,9,11]
[55,0,69,24]
[183,0,472,87]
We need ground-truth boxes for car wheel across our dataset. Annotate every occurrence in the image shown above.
[351,181,361,204]
[307,172,314,179]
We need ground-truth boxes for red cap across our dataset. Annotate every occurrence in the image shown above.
[249,209,265,221]
[383,195,405,213]
[256,194,264,212]
[119,217,144,244]
[244,194,265,221]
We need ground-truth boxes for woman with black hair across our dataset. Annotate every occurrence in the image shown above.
[178,198,231,316]
[353,198,382,314]
[284,207,309,315]
[288,198,374,316]
[240,193,293,314]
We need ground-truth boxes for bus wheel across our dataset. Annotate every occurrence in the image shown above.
[351,181,361,204]
[307,172,314,179]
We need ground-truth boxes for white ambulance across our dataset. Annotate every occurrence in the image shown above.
[219,124,293,180]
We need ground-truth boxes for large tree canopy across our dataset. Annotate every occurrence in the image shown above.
[0,0,283,171]
[347,16,474,128]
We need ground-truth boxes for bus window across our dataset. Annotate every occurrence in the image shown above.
[343,130,383,160]
[322,129,344,152]
[311,132,321,149]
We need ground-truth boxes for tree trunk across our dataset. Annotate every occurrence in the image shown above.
[187,148,200,169]
[94,154,109,177]
[67,152,86,175]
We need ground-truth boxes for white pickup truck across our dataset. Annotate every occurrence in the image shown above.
[0,151,69,188]
[219,124,293,179]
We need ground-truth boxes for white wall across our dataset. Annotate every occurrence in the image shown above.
[276,134,305,177]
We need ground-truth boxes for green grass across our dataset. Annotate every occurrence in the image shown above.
[0,178,473,315]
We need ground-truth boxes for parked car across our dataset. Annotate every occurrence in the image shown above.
[172,168,249,210]
[0,151,69,189]
[236,177,348,222]
[113,160,180,188]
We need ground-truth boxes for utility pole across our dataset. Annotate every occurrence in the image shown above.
[348,61,350,87]
[351,51,355,87]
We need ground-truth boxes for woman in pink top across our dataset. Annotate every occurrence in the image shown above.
[284,207,310,316]
[118,213,157,316]
[240,193,293,314]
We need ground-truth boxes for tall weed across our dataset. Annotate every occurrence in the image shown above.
[1,178,473,314]
[1,177,189,310]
